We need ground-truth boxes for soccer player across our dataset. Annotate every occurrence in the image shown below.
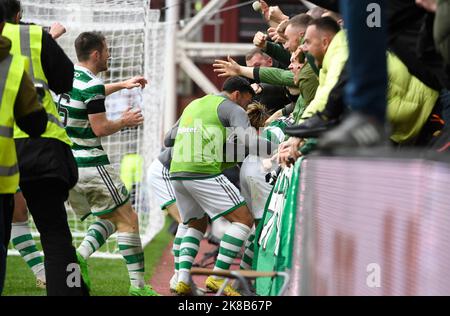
[239,102,292,273]
[59,31,159,296]
[146,147,190,293]
[167,76,278,296]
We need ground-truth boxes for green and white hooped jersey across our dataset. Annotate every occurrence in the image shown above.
[61,65,110,167]
[261,117,291,145]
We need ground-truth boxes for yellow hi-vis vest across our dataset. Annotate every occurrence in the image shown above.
[120,154,144,191]
[1,23,72,146]
[0,54,27,193]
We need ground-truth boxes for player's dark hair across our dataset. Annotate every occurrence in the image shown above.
[222,76,255,97]
[75,31,106,62]
[0,0,20,23]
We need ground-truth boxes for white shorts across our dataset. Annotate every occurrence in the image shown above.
[147,159,176,210]
[240,155,274,220]
[68,164,130,220]
[171,174,246,225]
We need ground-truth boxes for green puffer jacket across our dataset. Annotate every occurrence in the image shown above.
[387,53,439,143]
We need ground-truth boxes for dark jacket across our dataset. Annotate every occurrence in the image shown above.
[254,83,292,114]
[18,22,74,94]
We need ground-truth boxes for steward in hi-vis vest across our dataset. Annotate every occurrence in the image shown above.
[1,23,71,145]
[0,53,25,193]
[0,30,46,295]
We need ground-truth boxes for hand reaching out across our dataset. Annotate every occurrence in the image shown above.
[277,137,304,167]
[251,83,263,95]
[253,31,268,49]
[415,0,437,12]
[213,56,242,78]
[275,19,289,42]
[49,22,66,39]
[268,6,289,25]
[259,0,270,21]
[123,76,148,90]
[267,27,287,44]
[258,1,289,28]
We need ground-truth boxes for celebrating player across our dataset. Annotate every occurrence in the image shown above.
[58,31,159,296]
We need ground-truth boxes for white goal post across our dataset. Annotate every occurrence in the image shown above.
[8,0,171,258]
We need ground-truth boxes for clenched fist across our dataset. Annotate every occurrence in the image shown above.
[253,31,268,49]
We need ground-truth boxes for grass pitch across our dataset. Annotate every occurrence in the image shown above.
[3,217,173,296]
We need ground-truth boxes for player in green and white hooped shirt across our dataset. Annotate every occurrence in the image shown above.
[167,77,278,296]
[60,32,159,296]
[239,103,291,276]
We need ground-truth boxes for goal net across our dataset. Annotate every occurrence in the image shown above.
[9,0,170,258]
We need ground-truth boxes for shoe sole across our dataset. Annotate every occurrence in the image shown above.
[175,288,206,296]
[206,280,241,296]
[175,282,193,296]
[206,283,219,293]
[174,288,193,296]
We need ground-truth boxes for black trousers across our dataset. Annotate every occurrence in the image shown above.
[0,194,14,295]
[20,178,89,296]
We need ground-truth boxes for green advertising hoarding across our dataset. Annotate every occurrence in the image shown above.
[254,158,304,296]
